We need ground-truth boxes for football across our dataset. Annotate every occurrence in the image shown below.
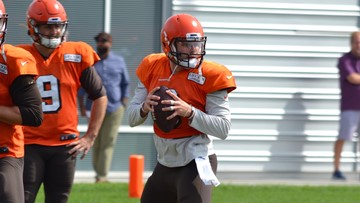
[152,86,181,132]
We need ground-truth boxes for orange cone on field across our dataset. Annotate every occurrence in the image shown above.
[129,154,144,198]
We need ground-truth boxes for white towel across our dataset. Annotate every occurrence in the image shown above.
[195,156,220,187]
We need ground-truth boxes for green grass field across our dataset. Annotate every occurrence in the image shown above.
[34,183,360,203]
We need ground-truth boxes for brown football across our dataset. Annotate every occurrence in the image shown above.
[152,86,181,132]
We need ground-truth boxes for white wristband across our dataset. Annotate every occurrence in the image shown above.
[188,106,195,120]
[140,102,148,114]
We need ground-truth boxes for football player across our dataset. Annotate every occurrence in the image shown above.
[18,0,107,202]
[0,0,43,202]
[128,14,237,203]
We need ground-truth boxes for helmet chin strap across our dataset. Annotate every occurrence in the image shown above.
[40,36,62,49]
[189,58,198,67]
[179,58,200,69]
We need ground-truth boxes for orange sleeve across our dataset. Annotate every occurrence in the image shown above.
[79,41,100,70]
[136,54,155,89]
[5,44,38,81]
[202,61,236,94]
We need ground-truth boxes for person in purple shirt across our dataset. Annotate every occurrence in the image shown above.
[78,32,130,183]
[332,31,360,180]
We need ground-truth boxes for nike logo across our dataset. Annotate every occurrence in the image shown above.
[226,75,233,79]
[21,61,28,66]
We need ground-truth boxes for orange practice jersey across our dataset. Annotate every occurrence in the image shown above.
[18,42,100,146]
[0,44,38,158]
[136,53,236,139]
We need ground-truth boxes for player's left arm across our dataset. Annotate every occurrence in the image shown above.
[0,75,43,126]
[186,64,235,139]
[189,89,231,140]
[68,66,107,159]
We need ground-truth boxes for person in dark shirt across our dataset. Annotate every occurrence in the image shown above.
[332,31,360,180]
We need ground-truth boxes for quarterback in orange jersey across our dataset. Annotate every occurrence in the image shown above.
[18,1,107,203]
[128,14,236,203]
[0,1,43,202]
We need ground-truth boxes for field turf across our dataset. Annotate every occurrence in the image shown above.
[34,183,360,203]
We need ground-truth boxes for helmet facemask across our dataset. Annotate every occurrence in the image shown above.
[0,13,8,46]
[167,33,207,69]
[29,18,68,49]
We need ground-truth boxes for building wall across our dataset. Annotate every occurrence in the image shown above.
[172,0,360,173]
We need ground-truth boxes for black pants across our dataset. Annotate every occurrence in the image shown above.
[141,154,218,203]
[0,157,24,203]
[24,144,76,203]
